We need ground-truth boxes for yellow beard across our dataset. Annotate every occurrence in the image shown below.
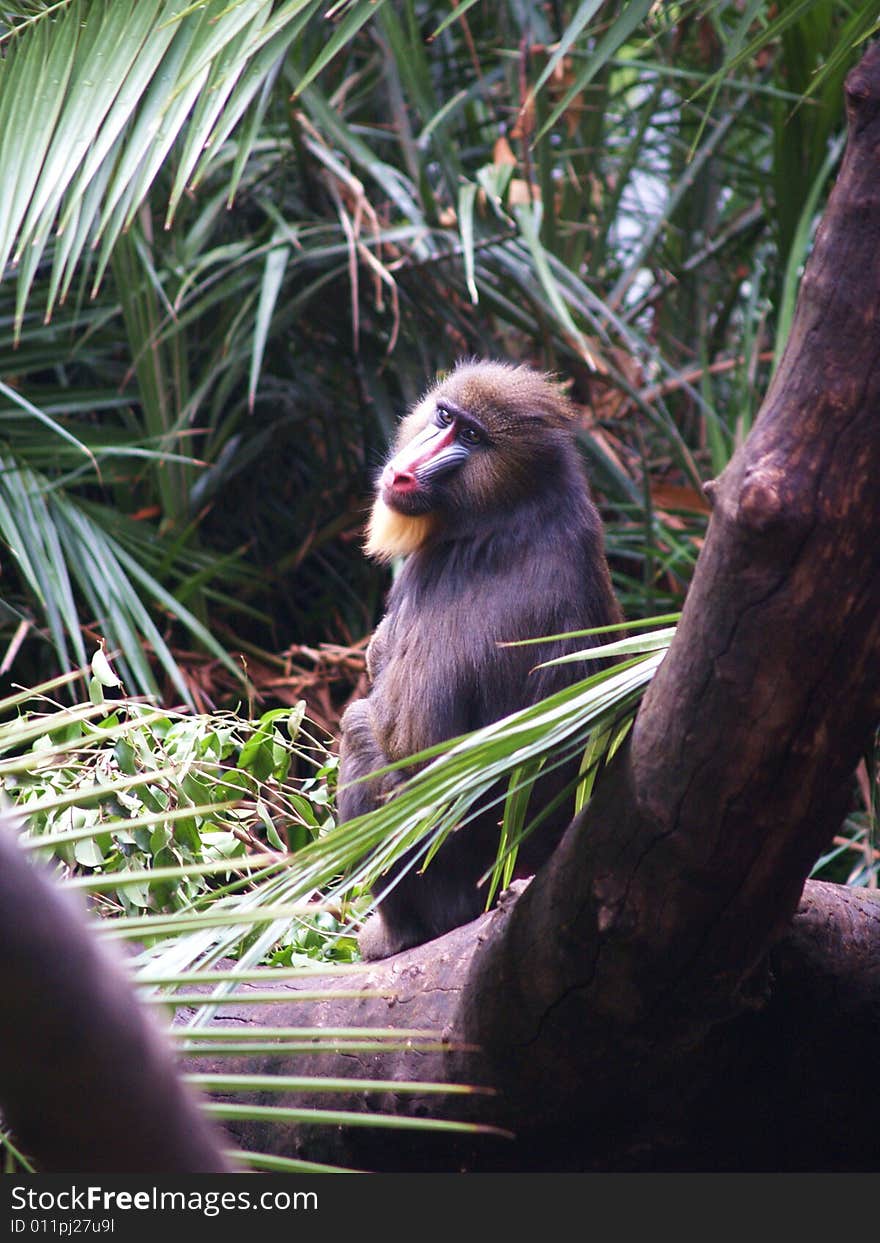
[365,498,435,562]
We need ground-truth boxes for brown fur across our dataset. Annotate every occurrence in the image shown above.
[339,360,620,958]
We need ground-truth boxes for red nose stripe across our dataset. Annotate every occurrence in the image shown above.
[386,423,458,480]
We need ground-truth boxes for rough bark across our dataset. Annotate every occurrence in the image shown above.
[184,878,880,1171]
[188,44,880,1171]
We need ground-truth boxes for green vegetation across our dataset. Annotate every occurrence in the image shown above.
[0,660,352,953]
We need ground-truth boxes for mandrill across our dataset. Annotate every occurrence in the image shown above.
[338,360,621,959]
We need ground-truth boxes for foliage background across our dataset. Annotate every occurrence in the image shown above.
[0,0,873,709]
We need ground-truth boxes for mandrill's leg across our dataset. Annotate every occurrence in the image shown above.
[338,699,419,959]
[358,816,501,960]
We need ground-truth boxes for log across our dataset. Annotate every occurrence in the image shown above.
[184,879,880,1171]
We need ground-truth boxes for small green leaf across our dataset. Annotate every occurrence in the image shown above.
[73,836,106,868]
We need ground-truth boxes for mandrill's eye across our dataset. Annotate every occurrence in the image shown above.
[435,406,454,427]
[459,425,482,446]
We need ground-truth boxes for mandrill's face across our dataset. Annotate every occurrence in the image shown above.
[377,391,487,518]
[366,361,573,561]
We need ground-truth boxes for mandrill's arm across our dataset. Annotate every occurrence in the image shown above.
[337,619,403,822]
[337,699,393,821]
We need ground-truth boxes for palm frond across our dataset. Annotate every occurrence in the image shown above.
[0,0,364,327]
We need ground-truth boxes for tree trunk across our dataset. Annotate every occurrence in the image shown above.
[186,41,880,1172]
